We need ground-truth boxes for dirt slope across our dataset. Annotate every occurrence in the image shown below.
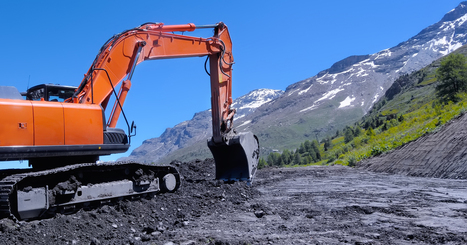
[358,112,467,179]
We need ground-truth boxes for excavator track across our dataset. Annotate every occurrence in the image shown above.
[0,162,180,220]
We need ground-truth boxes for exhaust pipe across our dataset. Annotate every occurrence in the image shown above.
[208,131,259,183]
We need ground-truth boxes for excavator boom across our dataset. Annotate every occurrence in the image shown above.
[0,22,259,220]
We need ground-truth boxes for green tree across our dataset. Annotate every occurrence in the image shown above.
[382,122,388,131]
[398,114,404,122]
[304,140,312,153]
[334,130,340,138]
[258,158,268,169]
[436,53,467,102]
[281,149,292,165]
[267,152,281,166]
[293,151,301,165]
[298,143,305,154]
[344,126,354,143]
[308,148,317,162]
[306,155,313,164]
[323,137,332,151]
[311,140,321,160]
[353,126,362,137]
[279,158,285,166]
[366,127,375,137]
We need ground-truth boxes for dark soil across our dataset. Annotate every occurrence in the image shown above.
[1,158,467,244]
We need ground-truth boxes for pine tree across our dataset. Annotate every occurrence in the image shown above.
[334,130,340,138]
[398,114,404,122]
[366,127,375,137]
[258,158,267,169]
[323,137,332,151]
[281,149,291,165]
[354,126,362,137]
[311,140,320,153]
[436,53,467,102]
[305,155,313,164]
[267,152,281,166]
[298,143,305,154]
[344,127,354,143]
[304,140,312,153]
[293,151,301,165]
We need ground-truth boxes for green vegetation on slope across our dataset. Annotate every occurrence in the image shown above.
[260,47,467,169]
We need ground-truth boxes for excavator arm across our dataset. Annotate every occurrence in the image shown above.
[72,22,258,181]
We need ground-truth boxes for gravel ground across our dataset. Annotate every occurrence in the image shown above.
[0,159,466,245]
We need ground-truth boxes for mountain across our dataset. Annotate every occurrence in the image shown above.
[127,2,467,163]
[232,1,467,154]
[120,88,283,163]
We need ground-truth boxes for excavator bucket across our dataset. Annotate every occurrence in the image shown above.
[208,131,259,182]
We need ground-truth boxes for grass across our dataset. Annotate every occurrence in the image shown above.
[267,93,467,169]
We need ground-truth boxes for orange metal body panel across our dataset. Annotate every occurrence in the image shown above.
[0,99,34,146]
[62,103,103,145]
[32,101,65,145]
[0,99,103,147]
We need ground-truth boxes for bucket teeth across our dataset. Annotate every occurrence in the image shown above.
[208,131,259,182]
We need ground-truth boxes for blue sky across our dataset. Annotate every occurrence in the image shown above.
[0,0,463,167]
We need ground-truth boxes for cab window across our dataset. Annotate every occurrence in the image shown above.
[28,87,45,101]
[48,88,74,102]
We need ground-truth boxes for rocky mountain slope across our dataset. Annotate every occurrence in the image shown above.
[120,89,283,163]
[235,2,467,153]
[355,43,467,178]
[128,2,467,163]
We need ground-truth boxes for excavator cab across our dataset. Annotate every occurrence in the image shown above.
[24,84,76,102]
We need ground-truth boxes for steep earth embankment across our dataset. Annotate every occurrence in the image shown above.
[358,112,467,179]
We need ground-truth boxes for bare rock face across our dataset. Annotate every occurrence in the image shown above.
[121,110,212,163]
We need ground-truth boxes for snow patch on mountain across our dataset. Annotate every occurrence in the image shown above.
[339,96,356,108]
[317,88,344,102]
[232,88,284,120]
[298,84,313,95]
[289,2,467,113]
[300,104,318,113]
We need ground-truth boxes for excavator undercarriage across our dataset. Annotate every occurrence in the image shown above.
[0,162,180,220]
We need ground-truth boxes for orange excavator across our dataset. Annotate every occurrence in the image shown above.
[0,22,259,220]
